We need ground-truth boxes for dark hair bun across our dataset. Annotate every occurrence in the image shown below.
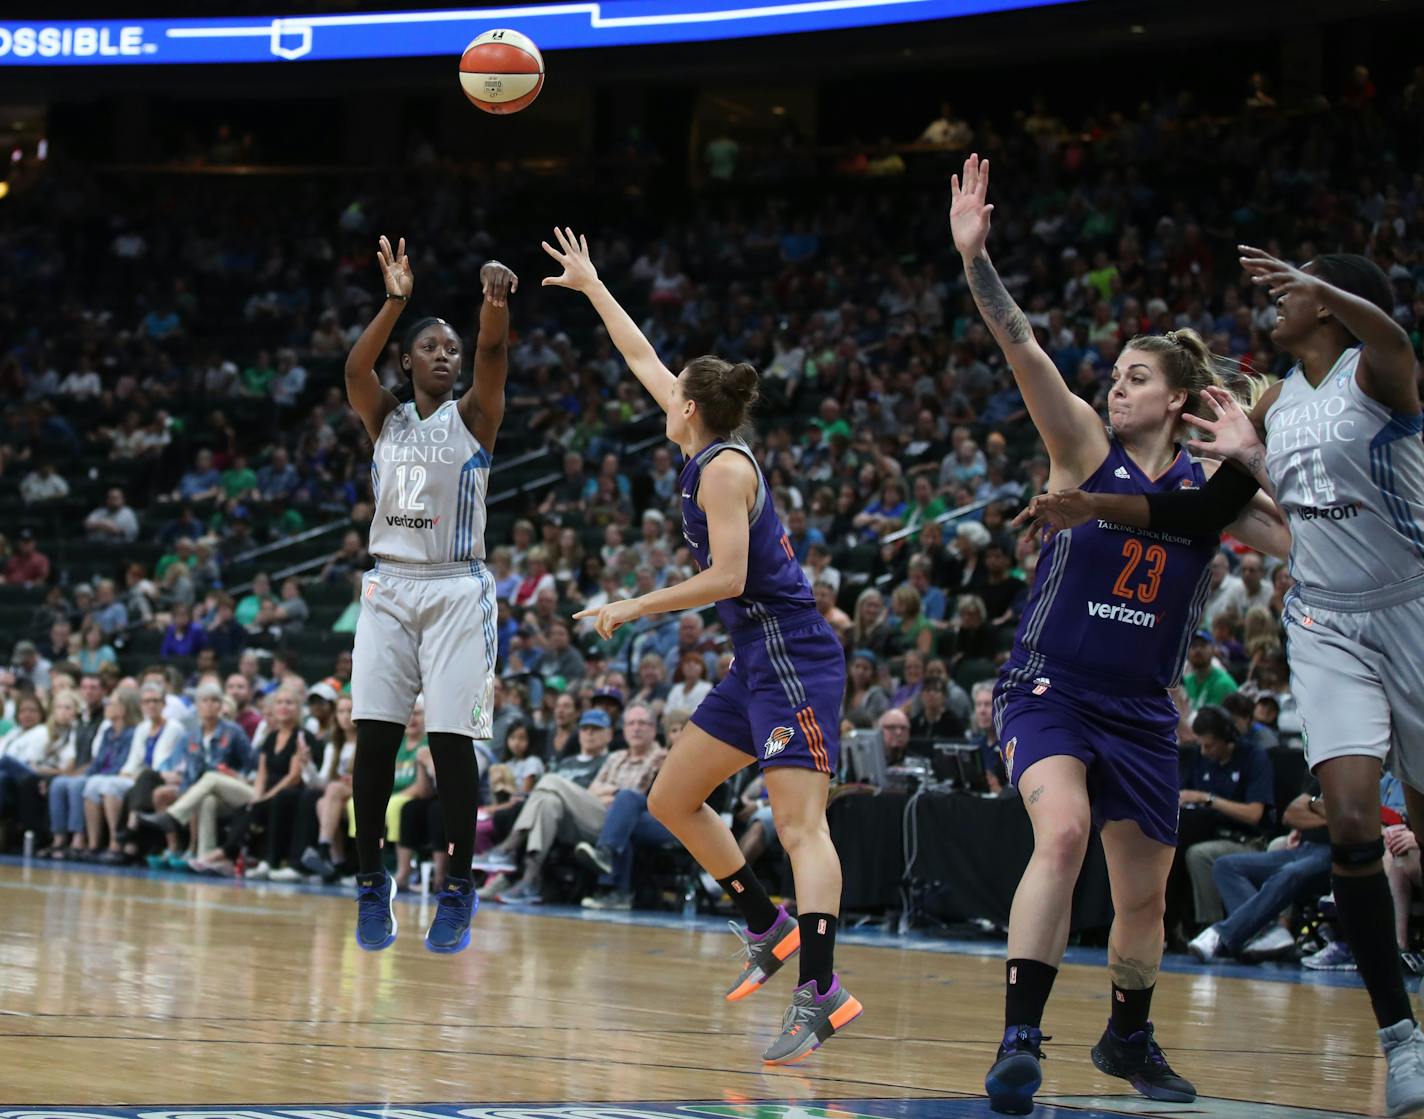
[681,355,760,436]
[726,361,760,403]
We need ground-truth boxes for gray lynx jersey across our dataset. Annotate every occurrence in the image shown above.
[368,400,491,565]
[1265,345,1424,597]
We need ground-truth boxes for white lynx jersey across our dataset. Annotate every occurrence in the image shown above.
[1265,345,1424,595]
[368,400,491,564]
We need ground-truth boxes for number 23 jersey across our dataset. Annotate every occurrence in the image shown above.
[1266,345,1424,597]
[368,399,492,565]
[1008,438,1215,695]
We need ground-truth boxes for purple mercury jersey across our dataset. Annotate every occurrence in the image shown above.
[680,440,844,774]
[679,439,818,635]
[993,438,1216,847]
[1006,439,1215,697]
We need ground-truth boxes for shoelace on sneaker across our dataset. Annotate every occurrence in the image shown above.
[357,882,388,919]
[1142,1035,1170,1069]
[780,992,820,1037]
[1008,1027,1051,1059]
[728,920,770,964]
[1120,1024,1172,1071]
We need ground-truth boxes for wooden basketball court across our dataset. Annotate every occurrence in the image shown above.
[0,860,1389,1117]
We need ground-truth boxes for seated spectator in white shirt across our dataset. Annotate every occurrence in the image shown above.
[85,487,140,543]
[20,462,70,505]
[11,641,52,694]
[1220,552,1273,619]
[271,349,308,407]
[59,359,102,400]
[919,102,974,149]
[665,650,714,715]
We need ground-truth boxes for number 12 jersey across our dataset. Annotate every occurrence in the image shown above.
[368,399,492,565]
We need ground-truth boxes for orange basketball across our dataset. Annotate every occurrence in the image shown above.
[458,29,544,115]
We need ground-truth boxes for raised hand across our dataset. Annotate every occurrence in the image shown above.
[949,153,994,259]
[481,260,519,308]
[1184,385,1264,465]
[540,227,600,293]
[1238,245,1320,303]
[377,235,413,299]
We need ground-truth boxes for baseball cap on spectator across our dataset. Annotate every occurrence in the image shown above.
[14,640,37,658]
[544,675,568,694]
[643,509,665,525]
[308,681,339,704]
[1190,630,1212,644]
[579,708,612,729]
[851,649,878,667]
[17,528,34,542]
[195,682,224,701]
[592,687,624,713]
[578,631,604,656]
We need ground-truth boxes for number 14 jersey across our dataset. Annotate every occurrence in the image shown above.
[368,399,492,565]
[1008,438,1215,695]
[1266,345,1424,597]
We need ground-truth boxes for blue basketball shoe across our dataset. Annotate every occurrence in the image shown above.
[355,871,398,951]
[985,1025,1048,1115]
[425,875,478,954]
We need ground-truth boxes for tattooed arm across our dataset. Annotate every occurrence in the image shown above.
[949,155,1107,481]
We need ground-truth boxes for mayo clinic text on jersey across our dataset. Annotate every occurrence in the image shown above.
[1266,394,1357,455]
[379,420,458,466]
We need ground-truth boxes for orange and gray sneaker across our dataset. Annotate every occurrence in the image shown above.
[726,905,801,1001]
[762,975,863,1065]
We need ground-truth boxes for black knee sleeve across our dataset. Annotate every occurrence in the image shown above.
[1332,837,1385,868]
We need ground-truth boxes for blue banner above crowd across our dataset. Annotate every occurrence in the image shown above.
[0,0,1075,66]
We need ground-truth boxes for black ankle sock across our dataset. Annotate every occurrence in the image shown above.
[317,840,332,860]
[1334,871,1415,1028]
[1005,958,1058,1030]
[1110,983,1154,1037]
[428,732,479,877]
[717,863,779,934]
[798,912,837,994]
[352,720,404,874]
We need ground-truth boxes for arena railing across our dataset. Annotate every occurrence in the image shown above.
[861,496,995,593]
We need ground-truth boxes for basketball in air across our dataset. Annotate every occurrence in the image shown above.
[459,29,545,115]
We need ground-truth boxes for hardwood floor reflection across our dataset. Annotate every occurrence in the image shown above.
[0,862,1392,1114]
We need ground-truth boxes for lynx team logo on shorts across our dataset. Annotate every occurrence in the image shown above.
[763,726,795,758]
[471,702,483,725]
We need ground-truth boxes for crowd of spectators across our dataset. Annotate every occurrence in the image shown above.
[2,64,1424,953]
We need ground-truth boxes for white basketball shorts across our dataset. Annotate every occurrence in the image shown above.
[351,559,497,738]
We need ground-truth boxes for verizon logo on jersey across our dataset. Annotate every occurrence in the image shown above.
[1297,502,1361,522]
[385,514,441,530]
[1087,600,1162,628]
